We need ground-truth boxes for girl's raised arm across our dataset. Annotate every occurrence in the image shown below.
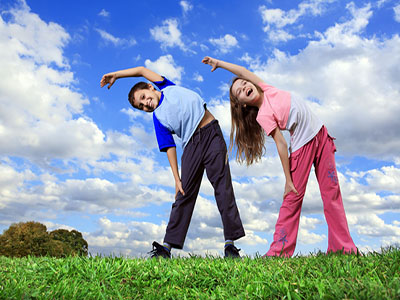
[100,66,163,89]
[202,56,263,85]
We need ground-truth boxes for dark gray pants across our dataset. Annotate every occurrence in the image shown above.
[164,120,245,249]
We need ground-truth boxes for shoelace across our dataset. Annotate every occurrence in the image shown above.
[148,244,163,256]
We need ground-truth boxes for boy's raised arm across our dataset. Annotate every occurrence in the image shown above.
[100,66,163,89]
[202,56,263,85]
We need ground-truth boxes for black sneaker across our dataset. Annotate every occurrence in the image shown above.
[149,241,171,259]
[224,244,241,258]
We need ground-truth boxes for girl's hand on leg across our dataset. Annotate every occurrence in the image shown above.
[284,180,299,197]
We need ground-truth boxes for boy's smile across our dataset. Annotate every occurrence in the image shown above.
[133,84,161,112]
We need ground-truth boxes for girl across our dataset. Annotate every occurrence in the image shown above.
[202,56,357,257]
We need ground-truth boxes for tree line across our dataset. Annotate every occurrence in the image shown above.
[0,221,88,258]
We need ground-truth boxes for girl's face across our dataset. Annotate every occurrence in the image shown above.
[231,79,261,106]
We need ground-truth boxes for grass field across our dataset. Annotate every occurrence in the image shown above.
[1,247,399,299]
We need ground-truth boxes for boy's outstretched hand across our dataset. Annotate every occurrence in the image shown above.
[202,56,219,72]
[100,72,117,89]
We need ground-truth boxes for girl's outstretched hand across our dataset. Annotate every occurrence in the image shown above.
[202,56,219,72]
[100,72,117,89]
[284,180,299,198]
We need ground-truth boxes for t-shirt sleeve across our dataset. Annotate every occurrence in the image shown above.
[153,113,176,152]
[256,82,278,136]
[256,112,277,136]
[153,77,176,90]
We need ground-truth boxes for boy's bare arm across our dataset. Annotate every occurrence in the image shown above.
[202,56,263,85]
[100,66,163,89]
[166,147,185,197]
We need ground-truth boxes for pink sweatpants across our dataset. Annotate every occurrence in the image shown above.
[265,126,357,257]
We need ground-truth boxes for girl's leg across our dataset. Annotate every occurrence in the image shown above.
[314,127,357,254]
[265,140,316,257]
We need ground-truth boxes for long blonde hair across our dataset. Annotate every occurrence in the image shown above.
[229,77,266,166]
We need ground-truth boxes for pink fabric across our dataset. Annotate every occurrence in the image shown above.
[265,126,357,257]
[256,82,291,136]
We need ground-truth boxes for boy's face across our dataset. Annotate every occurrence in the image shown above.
[132,84,161,112]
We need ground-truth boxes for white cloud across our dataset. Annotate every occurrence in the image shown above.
[259,0,335,42]
[180,1,193,14]
[209,34,239,54]
[98,9,109,17]
[351,214,400,238]
[394,4,400,22]
[206,99,231,136]
[267,28,295,43]
[193,72,203,82]
[95,28,136,47]
[150,19,188,51]
[247,3,400,160]
[1,1,69,67]
[144,55,184,84]
[377,0,389,8]
[2,0,399,258]
[364,166,400,194]
[260,0,335,28]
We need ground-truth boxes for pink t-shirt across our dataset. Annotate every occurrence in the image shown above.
[256,82,291,136]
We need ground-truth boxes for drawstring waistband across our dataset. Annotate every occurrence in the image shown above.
[189,119,218,145]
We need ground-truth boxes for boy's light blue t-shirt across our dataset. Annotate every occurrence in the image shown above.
[152,77,205,152]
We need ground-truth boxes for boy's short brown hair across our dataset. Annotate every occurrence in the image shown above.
[128,81,151,108]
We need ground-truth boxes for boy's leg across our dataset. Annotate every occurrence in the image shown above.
[314,127,357,254]
[265,138,316,257]
[163,137,205,250]
[203,121,245,241]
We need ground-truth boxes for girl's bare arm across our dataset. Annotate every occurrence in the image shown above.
[270,128,299,197]
[202,56,263,84]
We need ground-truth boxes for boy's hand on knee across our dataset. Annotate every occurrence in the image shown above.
[175,180,185,198]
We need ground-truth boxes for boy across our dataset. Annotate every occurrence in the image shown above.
[100,66,245,258]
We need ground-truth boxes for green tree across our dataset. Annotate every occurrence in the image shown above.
[0,221,88,257]
[0,221,52,257]
[49,229,88,256]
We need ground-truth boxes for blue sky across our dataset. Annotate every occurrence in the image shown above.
[0,0,399,257]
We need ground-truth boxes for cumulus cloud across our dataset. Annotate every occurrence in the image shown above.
[144,55,184,84]
[209,34,239,54]
[150,18,189,52]
[0,1,171,229]
[95,28,136,47]
[248,3,400,160]
[259,0,335,42]
[2,0,399,258]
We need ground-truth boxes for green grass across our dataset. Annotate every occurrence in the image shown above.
[1,248,399,299]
